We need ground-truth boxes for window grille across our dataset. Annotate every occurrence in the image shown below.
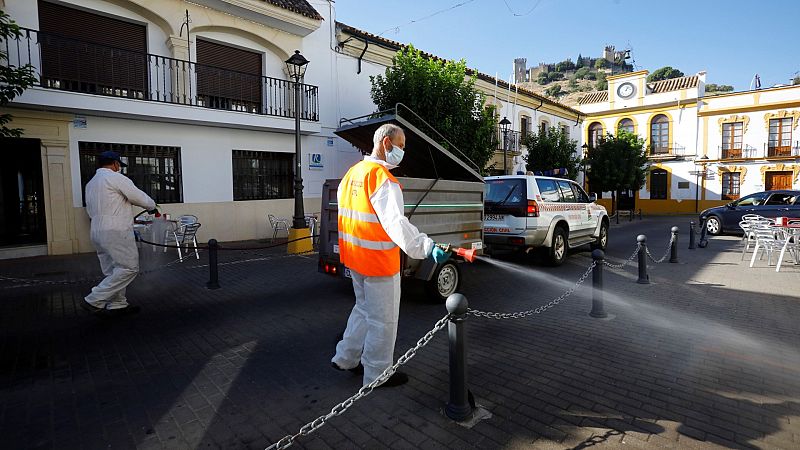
[78,142,182,205]
[232,150,294,201]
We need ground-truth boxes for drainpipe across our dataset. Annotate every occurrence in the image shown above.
[356,38,369,74]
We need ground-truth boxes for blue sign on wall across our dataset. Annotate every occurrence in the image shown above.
[309,153,324,170]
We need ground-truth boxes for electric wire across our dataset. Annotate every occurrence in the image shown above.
[501,0,544,17]
[377,0,478,36]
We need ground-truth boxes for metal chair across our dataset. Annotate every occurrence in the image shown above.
[268,214,289,241]
[165,222,201,262]
[749,223,784,268]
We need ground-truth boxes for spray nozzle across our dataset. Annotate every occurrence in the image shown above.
[435,243,477,263]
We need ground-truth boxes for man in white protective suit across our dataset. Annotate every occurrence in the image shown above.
[82,151,157,317]
[331,124,450,388]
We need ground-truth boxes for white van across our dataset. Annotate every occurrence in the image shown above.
[483,175,609,265]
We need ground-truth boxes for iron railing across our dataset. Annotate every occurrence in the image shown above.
[3,28,319,121]
[648,144,686,157]
[712,143,800,159]
[495,129,524,154]
[766,141,799,158]
[718,144,758,159]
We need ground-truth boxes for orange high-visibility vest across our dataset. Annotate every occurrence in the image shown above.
[338,160,401,277]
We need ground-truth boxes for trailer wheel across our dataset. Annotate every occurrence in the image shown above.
[425,261,460,303]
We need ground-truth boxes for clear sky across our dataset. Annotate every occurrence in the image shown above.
[334,0,800,91]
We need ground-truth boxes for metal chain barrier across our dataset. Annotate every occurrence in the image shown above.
[266,314,451,450]
[603,245,640,269]
[467,261,596,320]
[645,234,675,264]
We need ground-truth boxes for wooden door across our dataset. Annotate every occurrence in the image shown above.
[765,171,792,191]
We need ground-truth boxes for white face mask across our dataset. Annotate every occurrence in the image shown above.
[385,145,405,168]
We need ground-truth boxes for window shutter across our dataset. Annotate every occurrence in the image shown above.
[196,39,263,111]
[37,0,147,96]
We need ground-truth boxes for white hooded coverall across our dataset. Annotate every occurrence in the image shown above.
[84,168,156,310]
[332,156,434,385]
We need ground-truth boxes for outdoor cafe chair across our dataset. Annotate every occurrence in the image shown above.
[775,221,800,272]
[268,214,289,241]
[749,223,786,268]
[739,215,769,260]
[164,222,201,262]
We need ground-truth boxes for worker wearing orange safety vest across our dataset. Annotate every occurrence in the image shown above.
[331,124,450,388]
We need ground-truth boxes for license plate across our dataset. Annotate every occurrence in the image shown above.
[344,268,352,278]
[471,241,483,250]
[486,214,505,222]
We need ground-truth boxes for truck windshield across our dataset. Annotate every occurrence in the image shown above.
[485,179,526,206]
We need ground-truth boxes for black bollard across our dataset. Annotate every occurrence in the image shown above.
[629,209,633,222]
[636,235,650,284]
[698,218,709,248]
[206,239,220,290]
[688,222,697,250]
[615,211,620,225]
[445,293,473,422]
[589,250,607,318]
[669,226,679,263]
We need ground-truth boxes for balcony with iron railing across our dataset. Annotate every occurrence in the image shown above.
[494,129,525,155]
[713,142,799,160]
[2,28,319,122]
[648,143,686,159]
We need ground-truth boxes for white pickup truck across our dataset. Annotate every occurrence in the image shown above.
[483,175,609,265]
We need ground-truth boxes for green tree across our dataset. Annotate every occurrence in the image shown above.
[575,67,590,79]
[544,84,563,98]
[705,83,734,93]
[568,75,578,90]
[522,127,580,180]
[646,66,684,82]
[594,58,609,69]
[575,53,583,69]
[1,10,37,138]
[586,71,597,81]
[595,71,607,90]
[547,72,564,82]
[555,59,575,72]
[537,71,550,85]
[586,130,648,214]
[370,45,496,172]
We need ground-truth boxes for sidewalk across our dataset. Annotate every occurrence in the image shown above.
[1,218,799,449]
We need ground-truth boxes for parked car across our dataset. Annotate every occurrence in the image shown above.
[483,175,609,266]
[699,190,800,235]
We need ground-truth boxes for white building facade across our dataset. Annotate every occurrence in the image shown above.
[0,0,584,258]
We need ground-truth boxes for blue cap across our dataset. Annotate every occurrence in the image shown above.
[99,150,127,167]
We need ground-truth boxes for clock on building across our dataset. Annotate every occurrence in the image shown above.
[617,82,636,99]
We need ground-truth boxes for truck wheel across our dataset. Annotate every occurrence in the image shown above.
[549,226,568,266]
[425,261,460,303]
[591,220,609,251]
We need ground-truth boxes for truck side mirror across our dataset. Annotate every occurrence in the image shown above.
[589,193,598,203]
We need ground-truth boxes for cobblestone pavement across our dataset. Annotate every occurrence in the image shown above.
[1,217,799,449]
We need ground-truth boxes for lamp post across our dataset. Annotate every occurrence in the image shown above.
[581,143,589,191]
[694,155,709,213]
[499,116,511,175]
[285,50,311,253]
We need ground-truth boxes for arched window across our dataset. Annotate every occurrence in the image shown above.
[588,122,603,148]
[650,114,669,154]
[650,169,668,199]
[618,118,634,134]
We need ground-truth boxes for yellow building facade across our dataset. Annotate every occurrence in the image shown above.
[579,70,800,215]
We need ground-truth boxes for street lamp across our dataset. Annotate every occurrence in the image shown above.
[285,50,311,253]
[499,116,511,175]
[581,143,589,191]
[694,154,709,213]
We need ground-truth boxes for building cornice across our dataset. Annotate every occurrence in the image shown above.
[698,100,800,117]
[189,0,321,36]
[606,69,648,81]
[582,99,699,118]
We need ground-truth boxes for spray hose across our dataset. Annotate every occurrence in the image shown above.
[435,243,477,263]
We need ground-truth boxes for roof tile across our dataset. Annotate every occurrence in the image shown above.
[261,0,322,20]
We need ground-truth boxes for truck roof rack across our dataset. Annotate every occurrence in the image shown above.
[335,103,483,183]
